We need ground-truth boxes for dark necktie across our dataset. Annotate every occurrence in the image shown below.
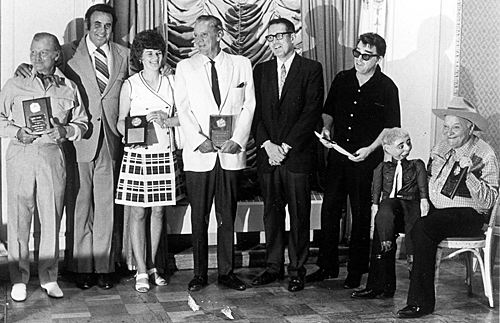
[94,47,109,94]
[210,59,221,107]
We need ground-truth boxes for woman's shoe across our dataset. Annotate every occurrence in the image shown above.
[148,268,168,286]
[135,273,150,293]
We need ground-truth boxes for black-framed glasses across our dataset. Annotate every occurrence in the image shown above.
[352,49,379,61]
[265,32,293,42]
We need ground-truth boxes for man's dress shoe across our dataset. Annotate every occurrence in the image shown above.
[288,276,305,292]
[350,288,394,299]
[305,267,338,283]
[397,305,432,318]
[97,273,114,289]
[218,273,246,291]
[188,275,208,292]
[252,271,282,286]
[75,273,94,290]
[343,274,361,289]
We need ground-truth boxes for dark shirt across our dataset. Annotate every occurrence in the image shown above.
[323,65,400,153]
[372,158,428,203]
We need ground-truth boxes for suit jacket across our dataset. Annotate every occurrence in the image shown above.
[58,37,130,162]
[253,55,324,173]
[175,51,255,172]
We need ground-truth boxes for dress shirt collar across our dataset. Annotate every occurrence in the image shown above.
[390,157,408,167]
[86,34,111,57]
[202,50,223,66]
[276,52,295,73]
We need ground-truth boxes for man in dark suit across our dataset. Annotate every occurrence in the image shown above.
[15,4,129,290]
[251,17,324,292]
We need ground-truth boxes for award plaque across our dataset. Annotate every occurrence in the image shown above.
[210,115,234,148]
[125,116,148,146]
[22,97,52,135]
[441,161,468,199]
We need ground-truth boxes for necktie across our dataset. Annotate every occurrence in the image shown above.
[36,73,61,88]
[210,59,221,107]
[279,63,286,97]
[389,160,403,198]
[94,48,109,94]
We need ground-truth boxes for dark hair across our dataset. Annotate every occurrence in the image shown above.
[132,30,166,65]
[33,32,61,51]
[195,15,223,32]
[268,17,295,33]
[357,32,386,57]
[85,4,117,30]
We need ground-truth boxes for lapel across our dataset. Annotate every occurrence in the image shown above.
[218,52,234,112]
[69,38,101,96]
[279,54,300,105]
[104,42,125,97]
[193,54,219,114]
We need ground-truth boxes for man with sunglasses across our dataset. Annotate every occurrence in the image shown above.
[306,33,400,289]
[252,17,324,292]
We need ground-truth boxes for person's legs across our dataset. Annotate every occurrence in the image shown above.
[147,206,165,270]
[130,207,147,275]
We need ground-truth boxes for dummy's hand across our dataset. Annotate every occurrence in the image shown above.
[16,127,40,144]
[264,142,286,165]
[420,199,429,217]
[15,63,32,78]
[46,118,67,141]
[380,241,393,253]
[220,140,241,154]
[370,204,379,239]
[197,139,217,153]
[349,146,372,162]
[459,156,473,170]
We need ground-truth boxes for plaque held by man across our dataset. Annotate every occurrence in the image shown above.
[210,114,234,148]
[440,161,469,199]
[22,97,52,135]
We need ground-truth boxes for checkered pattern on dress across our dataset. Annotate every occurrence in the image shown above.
[428,135,499,213]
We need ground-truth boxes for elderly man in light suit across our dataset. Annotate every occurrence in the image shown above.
[17,4,130,289]
[175,15,255,292]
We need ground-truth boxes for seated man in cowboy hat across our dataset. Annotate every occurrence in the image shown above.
[397,96,499,318]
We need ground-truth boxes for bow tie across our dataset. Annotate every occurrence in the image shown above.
[36,73,62,88]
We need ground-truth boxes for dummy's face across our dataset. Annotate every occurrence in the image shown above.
[354,41,380,75]
[384,135,412,160]
[141,49,163,72]
[30,38,59,75]
[267,23,295,61]
[88,11,113,48]
[193,20,221,59]
[442,115,473,149]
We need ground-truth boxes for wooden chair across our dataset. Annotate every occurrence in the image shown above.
[434,198,499,308]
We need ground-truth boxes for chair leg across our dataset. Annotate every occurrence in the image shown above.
[464,251,473,296]
[484,246,494,308]
[434,247,444,295]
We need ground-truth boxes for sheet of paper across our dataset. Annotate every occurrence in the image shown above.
[314,131,355,159]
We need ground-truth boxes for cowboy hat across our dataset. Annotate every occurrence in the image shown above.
[432,96,488,131]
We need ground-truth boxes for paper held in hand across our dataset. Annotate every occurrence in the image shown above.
[314,131,355,159]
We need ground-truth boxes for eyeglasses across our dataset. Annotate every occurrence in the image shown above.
[265,32,293,42]
[352,49,379,61]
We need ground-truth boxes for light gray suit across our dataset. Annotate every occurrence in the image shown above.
[60,36,129,274]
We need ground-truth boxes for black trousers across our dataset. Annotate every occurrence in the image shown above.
[259,164,311,277]
[406,207,485,312]
[317,154,380,276]
[185,159,241,276]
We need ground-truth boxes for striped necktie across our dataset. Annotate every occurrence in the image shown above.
[94,48,109,94]
[279,63,286,97]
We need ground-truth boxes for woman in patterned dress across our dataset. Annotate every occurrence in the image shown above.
[116,30,183,293]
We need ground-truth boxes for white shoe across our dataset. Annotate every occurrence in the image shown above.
[41,282,63,298]
[11,283,27,302]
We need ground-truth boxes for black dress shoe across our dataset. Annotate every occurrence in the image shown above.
[218,273,246,291]
[343,274,361,289]
[75,273,95,290]
[188,275,208,292]
[97,273,114,289]
[288,276,304,292]
[305,267,338,283]
[397,305,431,318]
[252,271,282,286]
[351,288,394,299]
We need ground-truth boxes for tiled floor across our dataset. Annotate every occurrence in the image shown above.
[0,255,498,322]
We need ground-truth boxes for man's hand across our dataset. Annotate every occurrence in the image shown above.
[319,127,335,149]
[420,198,430,217]
[16,127,40,144]
[264,142,286,164]
[380,240,393,253]
[220,140,240,154]
[370,204,379,239]
[197,139,217,153]
[46,118,67,141]
[349,146,372,162]
[160,64,174,76]
[15,63,32,78]
[459,156,473,170]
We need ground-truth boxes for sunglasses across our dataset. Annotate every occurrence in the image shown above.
[352,49,379,61]
[265,32,293,42]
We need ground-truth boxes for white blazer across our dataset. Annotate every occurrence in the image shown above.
[175,51,255,171]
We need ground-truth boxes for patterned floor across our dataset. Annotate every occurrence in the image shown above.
[0,254,498,323]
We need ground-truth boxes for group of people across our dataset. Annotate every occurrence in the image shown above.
[1,3,498,320]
